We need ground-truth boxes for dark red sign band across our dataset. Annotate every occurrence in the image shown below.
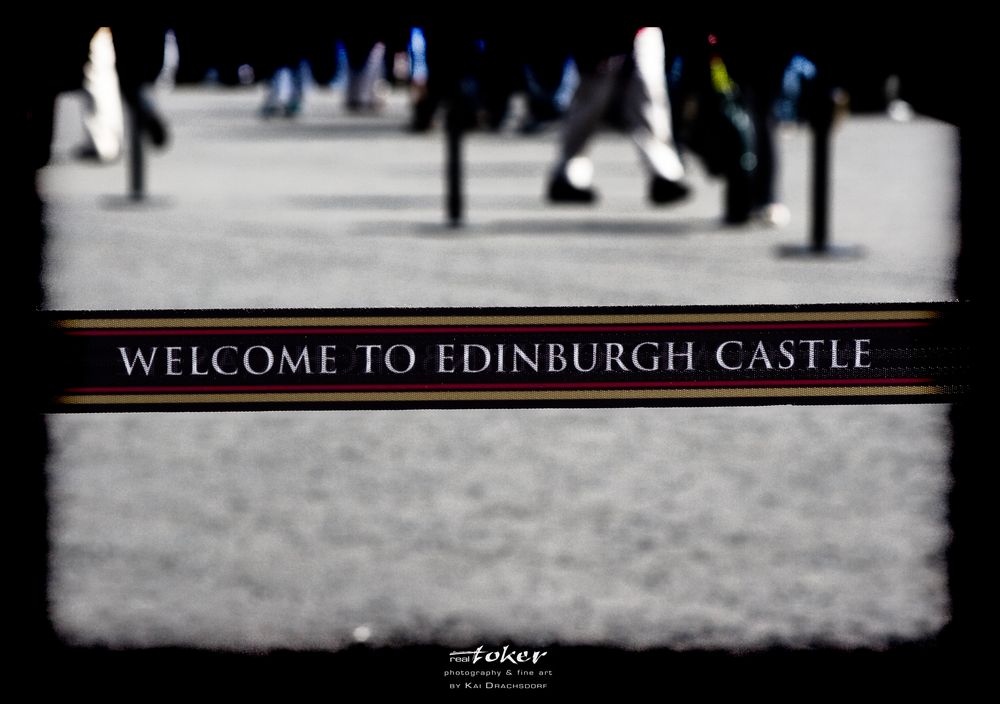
[43,303,971,411]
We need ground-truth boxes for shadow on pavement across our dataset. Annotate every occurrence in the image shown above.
[215,120,413,140]
[397,216,720,237]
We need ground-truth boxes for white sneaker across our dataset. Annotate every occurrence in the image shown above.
[753,203,791,228]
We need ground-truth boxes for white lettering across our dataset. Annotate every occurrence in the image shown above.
[548,343,567,372]
[605,343,628,372]
[800,340,823,369]
[748,341,773,370]
[572,343,598,372]
[716,341,743,370]
[631,341,660,372]
[665,341,694,371]
[778,340,795,369]
[385,344,416,374]
[830,339,849,368]
[165,347,183,375]
[512,344,539,372]
[243,346,275,375]
[118,347,157,376]
[279,347,313,374]
[855,339,871,368]
[463,344,491,373]
[319,345,336,374]
[190,347,208,375]
[212,346,238,375]
[357,344,381,374]
[437,344,455,373]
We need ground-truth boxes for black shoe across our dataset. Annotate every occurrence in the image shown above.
[137,100,169,148]
[723,210,751,225]
[649,176,690,205]
[260,102,281,119]
[548,174,596,203]
[146,115,168,148]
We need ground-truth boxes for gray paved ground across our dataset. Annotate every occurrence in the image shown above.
[42,85,957,649]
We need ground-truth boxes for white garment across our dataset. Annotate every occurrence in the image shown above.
[81,27,124,162]
[555,27,684,187]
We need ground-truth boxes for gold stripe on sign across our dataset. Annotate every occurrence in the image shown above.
[56,385,950,405]
[53,310,942,329]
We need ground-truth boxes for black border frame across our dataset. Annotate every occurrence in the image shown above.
[19,13,981,692]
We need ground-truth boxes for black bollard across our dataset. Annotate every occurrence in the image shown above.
[128,102,145,201]
[445,100,464,227]
[809,109,831,251]
[778,86,862,258]
[105,95,169,209]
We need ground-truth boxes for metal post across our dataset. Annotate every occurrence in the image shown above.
[128,103,144,201]
[810,112,831,251]
[445,101,463,227]
[778,86,862,259]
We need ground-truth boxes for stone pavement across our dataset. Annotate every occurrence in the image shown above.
[42,85,957,649]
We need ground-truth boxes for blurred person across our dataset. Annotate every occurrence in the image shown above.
[407,20,478,133]
[109,21,170,148]
[251,18,390,118]
[76,27,125,162]
[252,20,347,118]
[58,21,168,161]
[669,24,804,227]
[343,27,387,113]
[256,26,308,118]
[709,28,792,226]
[547,26,690,205]
[260,65,307,118]
[518,36,573,134]
[471,28,571,133]
[405,16,551,134]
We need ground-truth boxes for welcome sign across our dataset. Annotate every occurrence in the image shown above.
[46,302,970,411]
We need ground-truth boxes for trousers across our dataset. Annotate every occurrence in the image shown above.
[554,27,685,188]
